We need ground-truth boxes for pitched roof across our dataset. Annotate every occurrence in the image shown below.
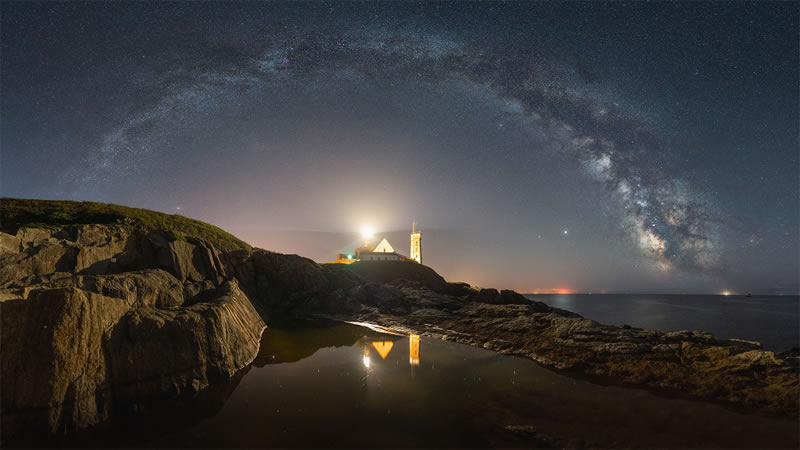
[372,238,395,253]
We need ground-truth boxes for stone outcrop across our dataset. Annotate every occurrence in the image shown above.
[227,250,330,309]
[0,225,266,442]
[2,287,131,437]
[105,280,264,409]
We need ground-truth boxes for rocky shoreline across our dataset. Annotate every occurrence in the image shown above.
[1,207,797,442]
[309,282,799,418]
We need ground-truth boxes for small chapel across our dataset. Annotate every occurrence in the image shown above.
[334,222,422,264]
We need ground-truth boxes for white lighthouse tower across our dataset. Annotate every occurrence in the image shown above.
[410,221,422,264]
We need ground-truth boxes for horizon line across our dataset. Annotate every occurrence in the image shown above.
[522,292,799,297]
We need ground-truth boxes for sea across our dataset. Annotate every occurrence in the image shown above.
[527,293,799,352]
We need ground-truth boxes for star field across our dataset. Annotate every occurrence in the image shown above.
[1,2,797,293]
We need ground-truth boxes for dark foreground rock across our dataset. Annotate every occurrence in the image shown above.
[0,224,272,441]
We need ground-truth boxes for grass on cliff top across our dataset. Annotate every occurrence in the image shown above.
[0,198,251,252]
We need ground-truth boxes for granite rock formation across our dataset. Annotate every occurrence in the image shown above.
[0,224,266,441]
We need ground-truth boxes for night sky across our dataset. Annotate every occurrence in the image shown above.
[2,2,798,294]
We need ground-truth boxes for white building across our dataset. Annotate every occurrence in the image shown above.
[333,224,423,264]
[359,238,408,261]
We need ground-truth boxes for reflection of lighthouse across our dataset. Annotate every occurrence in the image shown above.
[409,334,420,366]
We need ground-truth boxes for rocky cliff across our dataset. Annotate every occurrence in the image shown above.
[0,222,267,441]
[1,199,797,444]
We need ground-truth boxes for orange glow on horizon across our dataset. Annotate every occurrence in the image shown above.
[528,288,573,294]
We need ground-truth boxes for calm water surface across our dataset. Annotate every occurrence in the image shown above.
[78,318,799,449]
[528,294,799,351]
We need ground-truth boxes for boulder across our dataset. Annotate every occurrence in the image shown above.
[106,280,265,410]
[1,280,264,439]
[0,224,269,442]
[500,289,532,305]
[0,287,130,434]
[234,250,328,307]
[473,288,501,304]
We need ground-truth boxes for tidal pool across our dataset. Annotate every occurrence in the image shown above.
[72,318,797,448]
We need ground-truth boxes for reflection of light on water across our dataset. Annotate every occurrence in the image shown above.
[552,294,575,311]
[371,341,394,359]
[409,334,420,366]
[363,347,371,368]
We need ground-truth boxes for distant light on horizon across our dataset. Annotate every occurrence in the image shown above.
[528,288,574,295]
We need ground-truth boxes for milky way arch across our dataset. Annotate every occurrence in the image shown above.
[66,29,719,272]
